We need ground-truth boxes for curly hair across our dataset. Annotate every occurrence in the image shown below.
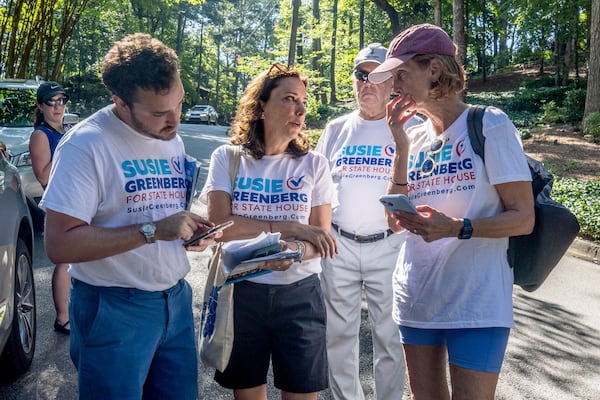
[101,33,180,106]
[229,64,311,159]
[413,53,466,100]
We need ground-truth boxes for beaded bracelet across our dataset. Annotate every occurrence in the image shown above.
[294,240,306,262]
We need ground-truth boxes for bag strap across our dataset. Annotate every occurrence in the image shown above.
[467,105,487,162]
[228,145,241,187]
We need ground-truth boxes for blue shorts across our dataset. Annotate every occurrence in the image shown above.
[215,274,328,393]
[399,326,510,373]
[70,279,198,400]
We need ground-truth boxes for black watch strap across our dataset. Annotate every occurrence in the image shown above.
[458,218,473,240]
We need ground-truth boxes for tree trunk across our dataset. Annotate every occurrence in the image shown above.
[434,0,442,27]
[584,0,600,117]
[453,0,466,101]
[288,0,301,66]
[359,0,365,48]
[329,0,338,104]
[371,0,401,34]
[311,0,327,104]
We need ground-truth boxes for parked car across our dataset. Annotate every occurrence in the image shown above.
[0,79,44,216]
[0,78,78,225]
[184,104,218,125]
[0,144,36,380]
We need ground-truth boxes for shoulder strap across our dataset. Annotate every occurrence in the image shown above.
[228,145,241,188]
[467,105,487,162]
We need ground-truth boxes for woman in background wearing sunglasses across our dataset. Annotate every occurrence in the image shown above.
[368,24,535,399]
[29,81,72,335]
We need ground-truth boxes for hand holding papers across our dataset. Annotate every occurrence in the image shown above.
[220,232,302,285]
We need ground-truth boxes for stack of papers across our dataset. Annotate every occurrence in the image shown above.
[220,232,302,284]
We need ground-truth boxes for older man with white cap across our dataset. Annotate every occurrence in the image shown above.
[316,43,422,400]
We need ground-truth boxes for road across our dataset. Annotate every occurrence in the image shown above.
[1,123,599,399]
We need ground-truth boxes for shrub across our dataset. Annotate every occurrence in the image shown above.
[553,177,600,243]
[583,112,600,139]
[539,100,566,123]
[563,88,586,123]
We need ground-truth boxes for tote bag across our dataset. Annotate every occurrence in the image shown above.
[198,145,240,371]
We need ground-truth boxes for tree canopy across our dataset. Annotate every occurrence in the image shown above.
[0,0,596,123]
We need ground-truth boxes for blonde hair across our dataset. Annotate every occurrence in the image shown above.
[413,54,466,99]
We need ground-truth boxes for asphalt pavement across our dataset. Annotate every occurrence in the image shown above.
[1,123,598,399]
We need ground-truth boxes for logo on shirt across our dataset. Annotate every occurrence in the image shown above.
[286,176,305,190]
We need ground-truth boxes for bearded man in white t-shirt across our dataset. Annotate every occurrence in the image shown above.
[41,33,218,399]
[315,43,423,400]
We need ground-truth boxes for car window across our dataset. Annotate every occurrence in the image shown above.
[0,87,36,127]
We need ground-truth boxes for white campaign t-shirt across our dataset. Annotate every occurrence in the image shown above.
[40,106,191,291]
[200,145,334,285]
[393,106,531,329]
[315,110,423,235]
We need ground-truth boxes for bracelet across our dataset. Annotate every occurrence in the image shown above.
[294,240,306,262]
[389,178,408,186]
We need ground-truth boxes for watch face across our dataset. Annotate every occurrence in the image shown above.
[141,223,156,235]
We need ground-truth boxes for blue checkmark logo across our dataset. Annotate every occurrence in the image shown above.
[286,175,305,190]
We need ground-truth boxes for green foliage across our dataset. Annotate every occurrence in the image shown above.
[539,100,566,123]
[553,177,600,242]
[583,112,600,139]
[468,83,588,128]
[519,128,532,140]
[523,77,556,89]
[563,88,586,123]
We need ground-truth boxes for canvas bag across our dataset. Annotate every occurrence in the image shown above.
[198,145,241,372]
[467,106,580,292]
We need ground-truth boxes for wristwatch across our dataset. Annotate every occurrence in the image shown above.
[458,218,473,240]
[139,222,157,244]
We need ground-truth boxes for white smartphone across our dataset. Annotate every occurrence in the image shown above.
[183,220,234,246]
[379,194,418,215]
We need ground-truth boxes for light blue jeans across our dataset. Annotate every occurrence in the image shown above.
[70,278,198,400]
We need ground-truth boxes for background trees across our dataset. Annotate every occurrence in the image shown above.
[0,0,596,125]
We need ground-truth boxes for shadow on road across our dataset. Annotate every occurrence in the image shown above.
[502,293,600,399]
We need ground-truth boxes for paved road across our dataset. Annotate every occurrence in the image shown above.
[1,124,599,399]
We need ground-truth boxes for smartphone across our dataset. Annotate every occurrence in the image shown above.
[389,93,400,100]
[183,220,234,246]
[379,194,418,215]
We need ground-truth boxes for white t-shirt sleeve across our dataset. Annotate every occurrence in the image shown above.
[481,107,531,185]
[41,141,100,224]
[199,144,232,203]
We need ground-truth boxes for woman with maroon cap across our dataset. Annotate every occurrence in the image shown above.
[369,24,534,399]
[30,81,72,334]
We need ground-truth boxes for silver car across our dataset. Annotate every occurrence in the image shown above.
[0,143,36,379]
[184,104,218,125]
[0,79,45,219]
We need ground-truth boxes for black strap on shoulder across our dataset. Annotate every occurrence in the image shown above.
[467,105,487,162]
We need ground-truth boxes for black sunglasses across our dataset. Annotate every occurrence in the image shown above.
[44,97,68,107]
[353,70,370,83]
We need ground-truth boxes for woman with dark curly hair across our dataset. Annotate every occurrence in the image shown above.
[200,64,337,400]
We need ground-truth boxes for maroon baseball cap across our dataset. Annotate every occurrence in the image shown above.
[369,24,456,84]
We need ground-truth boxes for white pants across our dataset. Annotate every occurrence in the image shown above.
[320,229,407,400]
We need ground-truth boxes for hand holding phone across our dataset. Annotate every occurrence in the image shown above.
[183,220,234,246]
[379,194,418,215]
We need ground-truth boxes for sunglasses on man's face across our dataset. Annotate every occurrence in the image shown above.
[44,97,68,107]
[353,70,372,83]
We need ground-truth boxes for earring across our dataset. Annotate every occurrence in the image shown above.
[261,112,265,119]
